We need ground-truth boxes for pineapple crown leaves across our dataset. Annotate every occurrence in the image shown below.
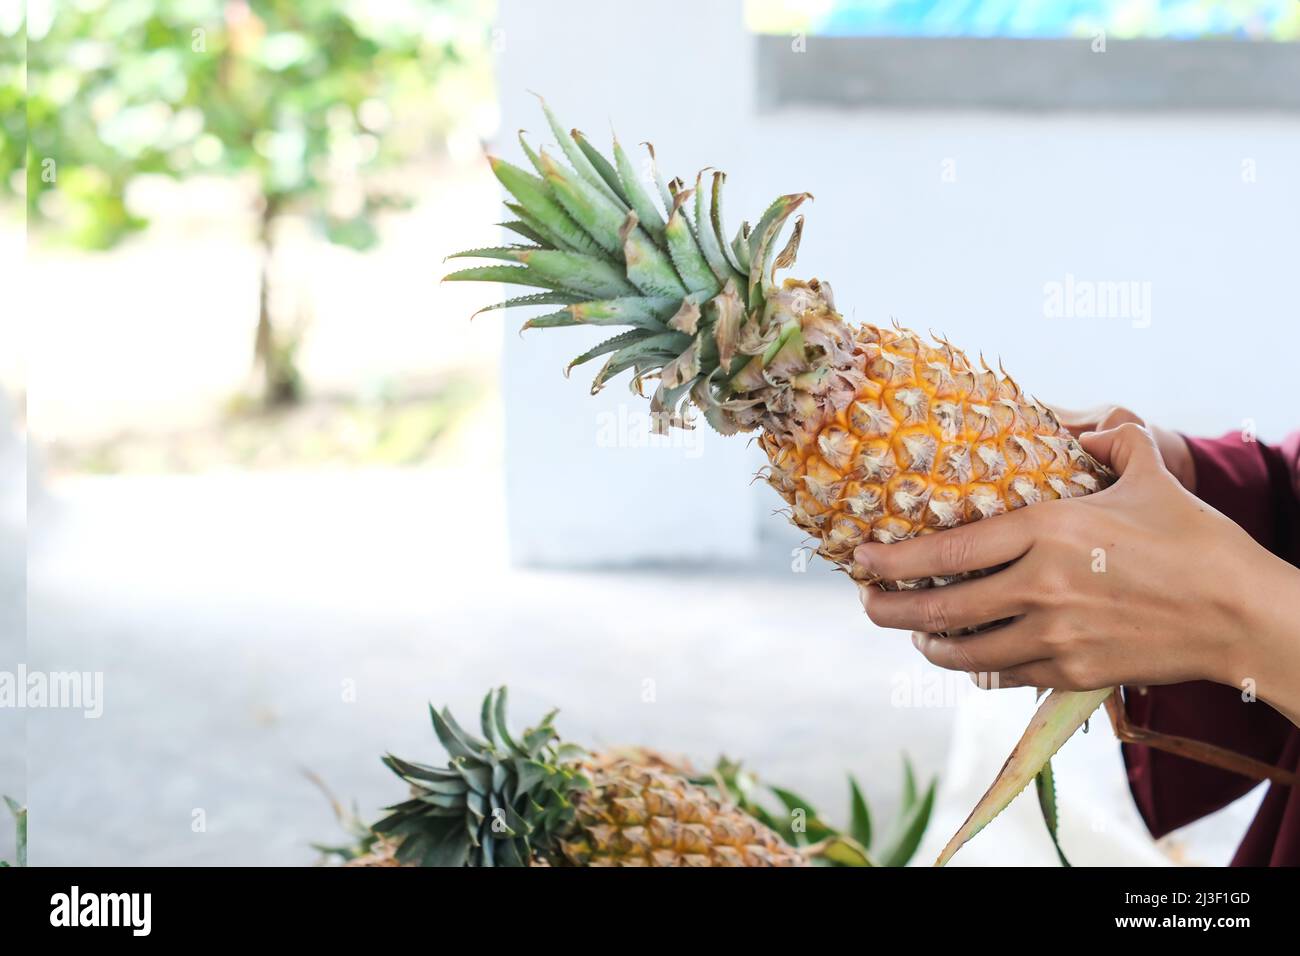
[445,96,812,433]
[372,687,592,867]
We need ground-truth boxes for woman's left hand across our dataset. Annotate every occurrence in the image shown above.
[854,423,1270,692]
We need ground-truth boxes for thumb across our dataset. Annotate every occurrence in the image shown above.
[1078,422,1163,476]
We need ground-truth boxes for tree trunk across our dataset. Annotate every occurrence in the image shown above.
[252,194,300,407]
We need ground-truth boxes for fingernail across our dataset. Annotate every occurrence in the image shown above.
[857,583,871,612]
[853,545,874,570]
[911,632,922,648]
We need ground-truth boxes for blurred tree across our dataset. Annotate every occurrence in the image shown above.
[16,0,495,406]
[0,10,23,203]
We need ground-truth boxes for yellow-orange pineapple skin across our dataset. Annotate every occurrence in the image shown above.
[561,758,805,867]
[357,751,805,868]
[758,306,1113,589]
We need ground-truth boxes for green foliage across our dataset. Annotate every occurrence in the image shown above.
[704,754,938,867]
[0,15,25,200]
[1035,759,1071,867]
[0,796,26,868]
[20,0,495,248]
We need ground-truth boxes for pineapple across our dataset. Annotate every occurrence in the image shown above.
[447,101,1113,583]
[446,99,1116,865]
[323,689,936,867]
[363,689,802,867]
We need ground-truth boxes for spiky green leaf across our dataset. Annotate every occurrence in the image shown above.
[822,835,877,867]
[490,156,605,257]
[644,142,675,217]
[879,778,936,867]
[500,220,551,247]
[622,220,688,298]
[694,171,743,287]
[1036,760,1071,867]
[665,201,721,297]
[710,171,747,279]
[536,95,626,208]
[539,150,628,259]
[747,193,811,301]
[901,755,919,808]
[520,309,583,331]
[590,331,693,392]
[731,221,752,273]
[570,296,677,329]
[444,264,564,291]
[565,329,648,375]
[473,291,583,317]
[429,705,487,762]
[766,786,835,842]
[848,775,873,850]
[613,136,666,243]
[490,688,525,759]
[512,249,637,299]
[446,245,542,262]
[572,129,630,205]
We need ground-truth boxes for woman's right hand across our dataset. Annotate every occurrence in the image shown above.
[1048,404,1196,493]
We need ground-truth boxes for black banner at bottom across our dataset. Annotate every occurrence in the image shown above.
[0,865,1289,940]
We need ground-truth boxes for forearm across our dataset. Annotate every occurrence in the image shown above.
[1220,548,1300,728]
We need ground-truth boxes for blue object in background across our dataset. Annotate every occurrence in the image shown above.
[752,0,1298,41]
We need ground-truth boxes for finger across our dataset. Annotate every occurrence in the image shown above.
[979,660,1061,690]
[1150,424,1196,491]
[1095,406,1144,431]
[862,570,1028,634]
[1047,404,1143,438]
[912,618,1047,674]
[1044,403,1109,435]
[854,508,1036,582]
[969,670,1035,690]
[1078,422,1164,476]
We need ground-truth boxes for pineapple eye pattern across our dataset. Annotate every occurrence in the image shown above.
[447,100,1116,867]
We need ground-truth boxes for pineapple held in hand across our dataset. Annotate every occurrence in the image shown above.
[446,100,1115,865]
[339,689,932,867]
[447,100,1113,588]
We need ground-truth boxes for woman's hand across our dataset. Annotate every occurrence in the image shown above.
[1048,404,1196,492]
[855,423,1300,713]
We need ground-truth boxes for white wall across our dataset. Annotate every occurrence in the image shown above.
[497,0,760,566]
[498,0,1300,566]
[758,108,1300,442]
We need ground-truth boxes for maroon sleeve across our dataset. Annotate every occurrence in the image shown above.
[1122,430,1300,840]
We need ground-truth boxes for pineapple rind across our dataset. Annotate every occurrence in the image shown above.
[372,690,805,867]
[563,759,805,868]
[752,282,1114,589]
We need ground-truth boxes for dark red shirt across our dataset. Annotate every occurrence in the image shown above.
[1122,430,1300,866]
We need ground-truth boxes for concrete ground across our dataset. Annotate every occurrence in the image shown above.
[20,461,1261,867]
[25,465,958,865]
[0,398,24,864]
